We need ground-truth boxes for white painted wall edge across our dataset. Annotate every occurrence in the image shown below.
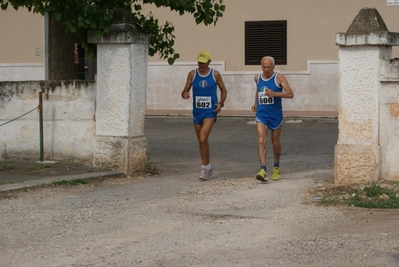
[148,60,339,75]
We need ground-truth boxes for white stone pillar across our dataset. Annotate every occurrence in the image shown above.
[334,8,399,185]
[380,57,399,181]
[88,9,148,174]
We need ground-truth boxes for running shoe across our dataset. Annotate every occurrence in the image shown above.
[256,169,268,182]
[199,167,213,181]
[272,167,280,180]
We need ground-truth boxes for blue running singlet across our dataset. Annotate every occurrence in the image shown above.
[191,68,218,124]
[255,72,284,130]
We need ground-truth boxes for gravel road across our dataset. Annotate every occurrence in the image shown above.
[1,171,399,267]
[1,117,399,267]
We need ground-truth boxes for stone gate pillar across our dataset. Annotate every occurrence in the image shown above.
[334,8,399,185]
[88,8,148,174]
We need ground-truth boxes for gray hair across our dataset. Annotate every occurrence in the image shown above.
[261,56,275,66]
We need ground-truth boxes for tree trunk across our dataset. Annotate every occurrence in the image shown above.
[48,16,80,80]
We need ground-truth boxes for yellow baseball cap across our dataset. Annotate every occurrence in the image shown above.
[197,51,211,63]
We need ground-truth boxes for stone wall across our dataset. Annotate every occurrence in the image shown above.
[0,81,96,163]
[0,8,149,175]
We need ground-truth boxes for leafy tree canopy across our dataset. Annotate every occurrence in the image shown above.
[0,0,226,64]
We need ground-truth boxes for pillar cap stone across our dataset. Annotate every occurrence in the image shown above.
[335,7,399,47]
[88,8,148,45]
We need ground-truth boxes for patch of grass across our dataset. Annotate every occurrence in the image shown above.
[0,165,14,171]
[28,165,55,171]
[25,164,56,174]
[313,181,399,209]
[347,183,399,209]
[318,198,339,205]
[146,155,158,174]
[2,144,9,160]
[52,178,88,186]
[0,144,14,171]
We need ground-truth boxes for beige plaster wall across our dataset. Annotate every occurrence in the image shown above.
[145,0,399,72]
[0,8,44,64]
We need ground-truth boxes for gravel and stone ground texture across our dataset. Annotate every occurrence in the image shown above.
[1,169,399,267]
[1,117,399,266]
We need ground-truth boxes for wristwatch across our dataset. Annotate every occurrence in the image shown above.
[219,102,224,107]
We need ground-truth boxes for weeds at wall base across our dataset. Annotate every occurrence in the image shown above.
[52,178,88,186]
[146,154,158,175]
[312,181,399,209]
[0,165,14,171]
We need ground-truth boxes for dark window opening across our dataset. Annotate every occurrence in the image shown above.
[245,21,287,65]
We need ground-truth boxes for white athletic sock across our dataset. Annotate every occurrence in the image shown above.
[204,164,211,170]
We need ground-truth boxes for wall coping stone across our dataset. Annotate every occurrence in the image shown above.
[336,7,399,47]
[88,8,148,45]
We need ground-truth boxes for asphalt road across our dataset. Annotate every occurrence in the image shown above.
[145,116,338,180]
[0,115,337,188]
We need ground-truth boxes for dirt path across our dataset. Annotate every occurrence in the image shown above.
[1,168,399,267]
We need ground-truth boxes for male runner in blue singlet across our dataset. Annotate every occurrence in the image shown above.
[181,51,228,180]
[251,56,294,182]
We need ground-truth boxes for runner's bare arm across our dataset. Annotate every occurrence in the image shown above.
[214,70,227,112]
[181,70,195,99]
[252,75,258,111]
[268,73,294,99]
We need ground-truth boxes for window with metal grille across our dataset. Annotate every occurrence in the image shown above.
[245,21,287,65]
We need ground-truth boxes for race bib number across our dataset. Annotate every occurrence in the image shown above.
[196,96,212,109]
[258,93,274,105]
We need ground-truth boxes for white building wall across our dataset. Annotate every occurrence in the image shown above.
[147,61,339,117]
[0,64,45,81]
[1,61,339,117]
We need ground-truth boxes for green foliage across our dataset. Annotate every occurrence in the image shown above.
[347,182,399,209]
[363,182,387,197]
[2,144,8,160]
[1,0,226,64]
[0,165,14,171]
[146,154,158,174]
[315,182,399,209]
[52,178,88,186]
